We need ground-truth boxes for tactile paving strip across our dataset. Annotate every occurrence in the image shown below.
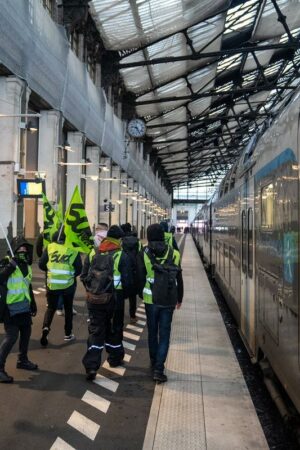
[153,381,206,450]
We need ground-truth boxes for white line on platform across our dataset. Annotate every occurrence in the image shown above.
[177,234,185,248]
[50,437,76,450]
[123,340,136,351]
[136,312,147,319]
[102,361,126,376]
[137,307,145,312]
[123,331,140,341]
[37,287,46,291]
[137,320,146,326]
[138,303,145,308]
[67,410,99,441]
[93,374,119,392]
[82,390,110,414]
[32,290,40,295]
[124,353,131,362]
[127,324,144,333]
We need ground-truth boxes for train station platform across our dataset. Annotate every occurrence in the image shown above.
[143,235,268,450]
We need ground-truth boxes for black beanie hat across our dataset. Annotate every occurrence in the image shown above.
[107,225,125,239]
[147,224,164,242]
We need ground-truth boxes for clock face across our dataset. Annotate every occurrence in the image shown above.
[127,118,146,138]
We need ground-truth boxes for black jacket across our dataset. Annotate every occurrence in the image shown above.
[0,237,37,322]
[137,241,184,303]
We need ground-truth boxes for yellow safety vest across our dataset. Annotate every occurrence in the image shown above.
[47,243,78,290]
[164,232,173,248]
[7,265,32,315]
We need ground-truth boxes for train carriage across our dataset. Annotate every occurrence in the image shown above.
[192,88,300,414]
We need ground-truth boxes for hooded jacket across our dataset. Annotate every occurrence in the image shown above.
[0,236,36,322]
[137,240,184,304]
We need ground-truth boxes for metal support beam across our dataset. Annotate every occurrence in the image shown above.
[118,43,300,68]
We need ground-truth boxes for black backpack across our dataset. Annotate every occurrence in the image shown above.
[85,251,115,304]
[145,247,181,307]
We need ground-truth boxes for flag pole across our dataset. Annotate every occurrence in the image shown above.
[0,220,14,257]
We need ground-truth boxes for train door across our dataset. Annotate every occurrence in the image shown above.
[240,176,256,354]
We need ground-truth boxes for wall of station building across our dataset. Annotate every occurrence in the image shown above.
[0,1,171,254]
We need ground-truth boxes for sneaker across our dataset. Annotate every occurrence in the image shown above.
[64,334,75,342]
[17,360,38,371]
[72,308,77,315]
[56,309,64,316]
[86,369,97,381]
[130,316,138,323]
[0,370,13,383]
[153,371,168,383]
[40,327,49,347]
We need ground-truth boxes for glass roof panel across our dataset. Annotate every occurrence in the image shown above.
[89,0,230,50]
[224,0,258,35]
[253,0,300,40]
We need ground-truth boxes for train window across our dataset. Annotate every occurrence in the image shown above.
[248,208,253,278]
[242,210,247,274]
[261,183,274,229]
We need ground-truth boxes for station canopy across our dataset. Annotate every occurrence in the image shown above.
[89,0,300,188]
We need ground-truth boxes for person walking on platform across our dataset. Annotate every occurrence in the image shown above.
[39,230,82,346]
[160,221,179,251]
[0,237,38,383]
[81,225,134,379]
[121,223,140,323]
[137,224,183,383]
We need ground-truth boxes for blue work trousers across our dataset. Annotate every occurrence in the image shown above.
[145,303,174,373]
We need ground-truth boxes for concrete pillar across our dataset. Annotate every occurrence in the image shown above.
[0,76,25,245]
[98,157,111,226]
[37,110,61,228]
[127,178,134,226]
[119,172,128,225]
[110,165,121,225]
[132,181,138,231]
[86,146,100,232]
[66,131,84,206]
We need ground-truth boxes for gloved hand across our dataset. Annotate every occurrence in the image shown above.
[9,258,18,268]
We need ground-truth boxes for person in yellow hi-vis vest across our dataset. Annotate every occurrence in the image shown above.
[39,230,82,346]
[0,237,38,383]
[137,224,183,383]
[81,225,135,380]
[160,221,179,251]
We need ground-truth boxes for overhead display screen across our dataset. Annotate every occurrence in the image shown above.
[17,179,45,198]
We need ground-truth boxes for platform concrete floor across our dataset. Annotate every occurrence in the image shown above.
[143,235,269,450]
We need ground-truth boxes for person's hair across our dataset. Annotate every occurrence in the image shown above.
[96,223,108,231]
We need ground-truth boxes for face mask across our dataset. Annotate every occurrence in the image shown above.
[16,251,29,263]
[94,230,107,247]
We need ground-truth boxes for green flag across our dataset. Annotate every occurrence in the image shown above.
[56,198,64,224]
[64,186,93,254]
[42,193,60,247]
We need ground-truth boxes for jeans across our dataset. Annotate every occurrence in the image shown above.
[42,288,75,336]
[57,295,64,310]
[0,318,32,369]
[145,303,174,373]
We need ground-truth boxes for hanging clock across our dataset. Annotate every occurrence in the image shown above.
[127,118,147,138]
